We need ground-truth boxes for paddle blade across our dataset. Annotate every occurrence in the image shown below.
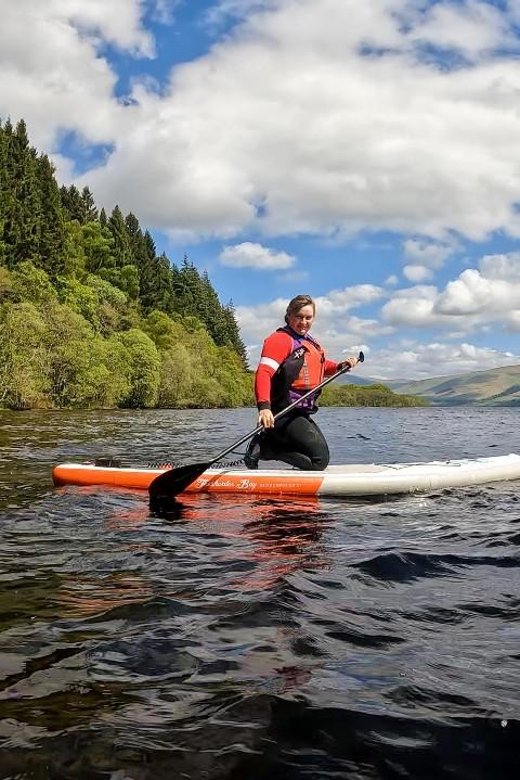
[148,461,210,510]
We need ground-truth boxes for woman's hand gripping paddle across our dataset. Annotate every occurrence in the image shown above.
[149,351,364,510]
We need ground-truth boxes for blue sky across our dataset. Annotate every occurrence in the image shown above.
[1,0,520,379]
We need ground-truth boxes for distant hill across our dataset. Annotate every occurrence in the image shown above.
[336,373,373,387]
[390,364,520,406]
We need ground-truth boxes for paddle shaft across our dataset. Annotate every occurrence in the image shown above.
[203,351,364,468]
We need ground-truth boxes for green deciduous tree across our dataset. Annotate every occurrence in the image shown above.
[0,301,50,408]
[11,261,57,306]
[116,328,161,408]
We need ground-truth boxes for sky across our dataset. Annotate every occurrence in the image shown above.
[1,0,520,380]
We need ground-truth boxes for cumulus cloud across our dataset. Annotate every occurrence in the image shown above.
[219,242,295,269]
[382,285,445,329]
[402,238,454,282]
[81,0,520,237]
[434,268,520,316]
[408,0,513,60]
[403,265,434,283]
[479,252,520,280]
[371,341,519,381]
[435,254,520,317]
[4,1,520,241]
[66,0,155,56]
[0,0,152,148]
[382,252,520,333]
[506,310,520,330]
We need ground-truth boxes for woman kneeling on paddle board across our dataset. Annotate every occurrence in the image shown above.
[244,294,360,471]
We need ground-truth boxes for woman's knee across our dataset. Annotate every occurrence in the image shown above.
[310,449,329,470]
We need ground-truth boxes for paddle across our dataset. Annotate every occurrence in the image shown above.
[149,351,364,508]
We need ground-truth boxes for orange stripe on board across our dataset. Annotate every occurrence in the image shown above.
[52,465,163,490]
[52,465,324,496]
[184,472,323,496]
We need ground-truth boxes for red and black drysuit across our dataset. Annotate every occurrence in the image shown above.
[251,326,341,470]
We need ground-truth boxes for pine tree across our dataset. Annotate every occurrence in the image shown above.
[174,255,200,318]
[80,187,98,222]
[108,205,132,268]
[37,154,65,276]
[0,121,7,264]
[60,185,84,223]
[221,301,248,366]
[199,270,227,345]
[2,119,42,268]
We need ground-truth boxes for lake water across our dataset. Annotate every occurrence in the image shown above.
[0,406,519,779]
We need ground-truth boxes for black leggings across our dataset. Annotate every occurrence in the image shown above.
[260,412,330,471]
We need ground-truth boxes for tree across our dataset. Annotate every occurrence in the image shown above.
[1,120,42,269]
[11,261,57,306]
[221,301,248,365]
[116,328,161,408]
[0,301,50,408]
[80,220,116,276]
[37,154,65,276]
[60,185,84,223]
[43,303,129,408]
[108,205,132,268]
[80,187,98,222]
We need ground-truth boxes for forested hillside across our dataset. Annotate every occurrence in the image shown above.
[0,118,253,410]
[0,118,427,412]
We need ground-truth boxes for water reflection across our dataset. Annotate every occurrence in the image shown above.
[150,493,332,591]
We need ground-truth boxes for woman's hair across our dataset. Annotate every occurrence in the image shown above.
[284,294,315,324]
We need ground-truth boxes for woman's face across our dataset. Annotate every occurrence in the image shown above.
[287,303,315,336]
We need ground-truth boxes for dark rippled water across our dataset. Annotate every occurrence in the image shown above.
[0,406,519,779]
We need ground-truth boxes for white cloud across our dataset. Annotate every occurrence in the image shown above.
[383,252,520,333]
[81,0,520,238]
[409,1,512,60]
[403,265,434,283]
[402,238,454,281]
[434,253,520,317]
[506,310,520,330]
[314,285,385,314]
[219,241,295,269]
[204,0,278,28]
[65,0,155,56]
[371,341,519,381]
[4,1,520,241]
[382,285,445,329]
[434,267,520,316]
[479,252,520,281]
[0,0,151,149]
